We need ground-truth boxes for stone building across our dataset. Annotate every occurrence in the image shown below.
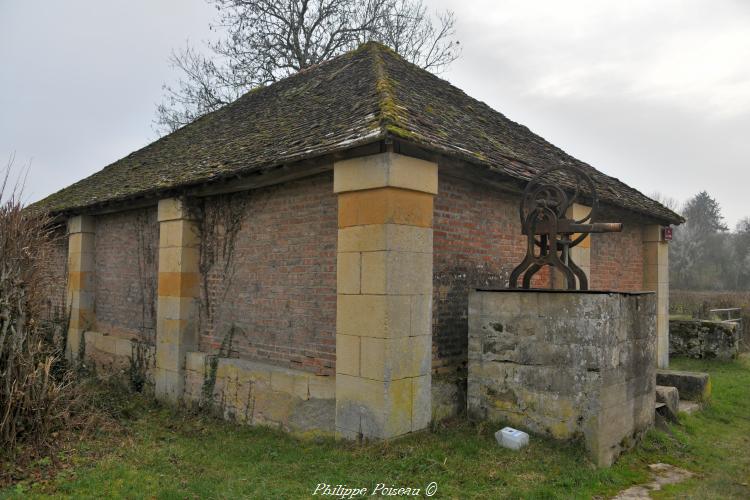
[36,42,681,439]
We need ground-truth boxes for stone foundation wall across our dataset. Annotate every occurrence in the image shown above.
[81,330,155,384]
[468,290,656,466]
[184,353,335,434]
[669,319,739,360]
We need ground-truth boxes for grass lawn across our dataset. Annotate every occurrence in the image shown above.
[2,356,749,499]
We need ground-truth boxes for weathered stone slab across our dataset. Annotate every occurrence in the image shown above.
[182,353,336,435]
[656,369,711,401]
[468,290,657,467]
[655,385,679,421]
[678,400,701,415]
[669,320,739,360]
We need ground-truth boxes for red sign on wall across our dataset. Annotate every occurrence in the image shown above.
[662,226,673,241]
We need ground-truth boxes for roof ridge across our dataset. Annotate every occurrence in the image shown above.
[371,43,393,136]
[370,43,412,139]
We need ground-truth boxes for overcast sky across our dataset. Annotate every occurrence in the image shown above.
[2,1,749,226]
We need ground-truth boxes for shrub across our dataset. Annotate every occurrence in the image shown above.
[0,165,74,451]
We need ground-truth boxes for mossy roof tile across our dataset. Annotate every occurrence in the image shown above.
[35,42,681,224]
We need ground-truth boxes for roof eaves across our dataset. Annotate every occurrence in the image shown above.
[388,132,684,225]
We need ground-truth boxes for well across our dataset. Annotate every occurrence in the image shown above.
[467,289,656,466]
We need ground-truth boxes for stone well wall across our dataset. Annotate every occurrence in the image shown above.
[468,289,656,467]
[669,319,739,360]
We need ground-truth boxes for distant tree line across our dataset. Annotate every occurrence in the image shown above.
[654,191,750,291]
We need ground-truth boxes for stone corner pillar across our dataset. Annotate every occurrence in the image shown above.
[66,215,96,361]
[642,225,669,368]
[155,197,201,402]
[334,152,437,440]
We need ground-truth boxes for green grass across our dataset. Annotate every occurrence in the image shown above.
[3,357,749,499]
[668,314,693,321]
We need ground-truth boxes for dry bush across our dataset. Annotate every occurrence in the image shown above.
[0,162,75,453]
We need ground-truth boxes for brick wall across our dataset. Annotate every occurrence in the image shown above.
[94,207,159,342]
[433,175,646,374]
[199,172,337,376]
[40,225,68,322]
[433,175,551,374]
[590,209,644,292]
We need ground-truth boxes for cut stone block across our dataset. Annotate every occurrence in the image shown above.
[678,400,701,415]
[655,385,679,421]
[656,370,711,401]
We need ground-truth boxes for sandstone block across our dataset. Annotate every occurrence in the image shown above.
[336,252,361,295]
[655,385,679,421]
[67,215,96,234]
[157,271,200,298]
[336,294,410,338]
[337,224,432,253]
[158,246,200,274]
[67,251,95,272]
[335,374,412,438]
[309,375,335,400]
[411,374,431,431]
[159,219,200,248]
[359,336,429,381]
[157,296,198,321]
[157,197,198,222]
[410,295,433,337]
[333,153,438,195]
[656,369,711,401]
[336,334,360,376]
[337,188,433,228]
[360,251,432,295]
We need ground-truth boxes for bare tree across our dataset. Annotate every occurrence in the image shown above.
[156,0,459,133]
[649,191,683,214]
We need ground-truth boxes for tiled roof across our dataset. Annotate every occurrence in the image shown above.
[35,42,682,224]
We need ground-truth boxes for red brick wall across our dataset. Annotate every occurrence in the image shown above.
[40,225,68,322]
[94,207,159,342]
[433,175,551,373]
[432,175,646,373]
[198,173,337,376]
[590,211,644,292]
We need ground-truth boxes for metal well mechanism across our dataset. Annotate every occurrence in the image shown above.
[508,165,622,290]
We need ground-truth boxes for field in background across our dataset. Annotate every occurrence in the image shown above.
[671,290,750,351]
[1,357,748,499]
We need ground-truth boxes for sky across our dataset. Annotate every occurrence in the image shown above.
[2,0,749,227]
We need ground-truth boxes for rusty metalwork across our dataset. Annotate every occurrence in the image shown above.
[509,166,623,290]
